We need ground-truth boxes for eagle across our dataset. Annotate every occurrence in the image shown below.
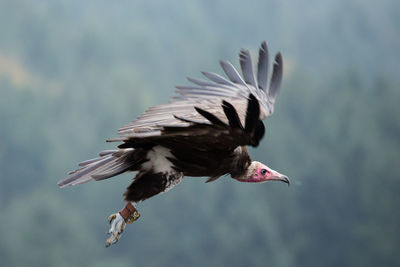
[58,41,289,247]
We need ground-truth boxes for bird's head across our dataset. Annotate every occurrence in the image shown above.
[235,161,290,185]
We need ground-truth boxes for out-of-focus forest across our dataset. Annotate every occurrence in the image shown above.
[0,0,399,266]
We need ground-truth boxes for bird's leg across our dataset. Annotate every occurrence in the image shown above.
[106,202,140,247]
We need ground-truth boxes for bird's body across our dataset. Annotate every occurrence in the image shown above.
[58,41,289,246]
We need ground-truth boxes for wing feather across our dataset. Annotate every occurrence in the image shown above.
[268,53,283,102]
[240,49,258,89]
[201,71,239,88]
[257,41,269,91]
[114,41,283,148]
[220,60,247,86]
[194,107,226,126]
[222,101,244,129]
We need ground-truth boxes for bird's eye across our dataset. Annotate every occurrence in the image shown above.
[261,169,267,175]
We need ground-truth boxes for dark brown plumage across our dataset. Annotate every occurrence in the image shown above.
[58,41,288,204]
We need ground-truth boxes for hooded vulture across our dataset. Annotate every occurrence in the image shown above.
[58,41,289,247]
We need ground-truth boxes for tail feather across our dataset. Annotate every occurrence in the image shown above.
[58,149,136,188]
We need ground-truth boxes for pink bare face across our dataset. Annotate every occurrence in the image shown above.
[236,161,290,185]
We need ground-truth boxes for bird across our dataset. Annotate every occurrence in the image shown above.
[58,41,289,247]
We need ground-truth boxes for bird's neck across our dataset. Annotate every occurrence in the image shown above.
[229,146,252,179]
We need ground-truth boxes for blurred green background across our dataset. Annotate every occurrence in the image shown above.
[0,0,399,266]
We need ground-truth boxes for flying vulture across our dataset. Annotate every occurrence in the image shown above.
[58,41,289,247]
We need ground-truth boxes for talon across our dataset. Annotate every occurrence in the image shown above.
[105,203,140,247]
[118,226,125,235]
[106,213,126,247]
[108,214,117,224]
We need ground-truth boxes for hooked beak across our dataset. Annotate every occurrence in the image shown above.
[270,171,290,186]
[281,175,290,186]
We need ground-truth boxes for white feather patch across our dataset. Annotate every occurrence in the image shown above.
[141,146,175,173]
[245,161,260,179]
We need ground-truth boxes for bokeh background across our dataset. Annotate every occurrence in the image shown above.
[1,0,399,266]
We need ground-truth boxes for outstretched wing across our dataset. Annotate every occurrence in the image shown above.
[112,41,283,143]
[118,93,265,152]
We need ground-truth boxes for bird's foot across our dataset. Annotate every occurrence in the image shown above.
[106,213,126,247]
[105,203,140,247]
